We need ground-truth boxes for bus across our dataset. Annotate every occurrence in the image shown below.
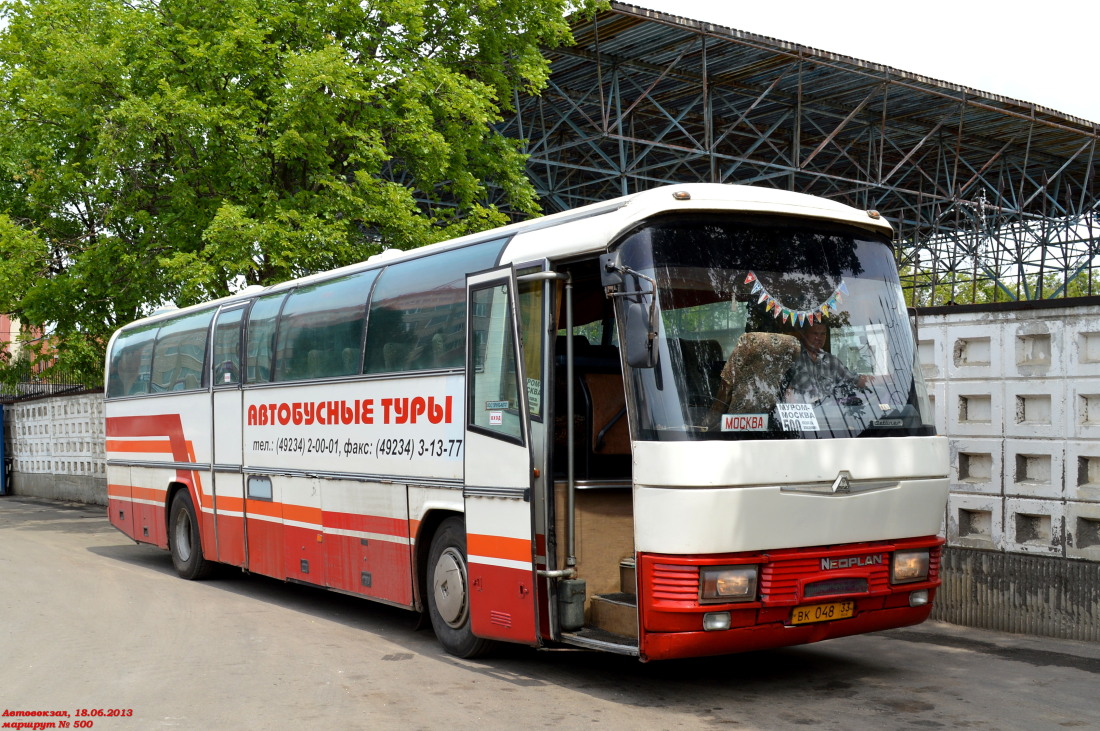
[104,183,949,661]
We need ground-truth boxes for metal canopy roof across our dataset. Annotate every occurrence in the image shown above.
[502,2,1100,302]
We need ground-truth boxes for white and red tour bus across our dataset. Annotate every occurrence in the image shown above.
[105,183,948,661]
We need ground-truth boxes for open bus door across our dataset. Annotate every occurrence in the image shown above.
[461,266,539,644]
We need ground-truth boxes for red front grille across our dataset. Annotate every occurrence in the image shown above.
[641,538,942,612]
[759,553,891,605]
[651,563,698,602]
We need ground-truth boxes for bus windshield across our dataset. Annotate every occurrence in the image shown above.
[614,214,934,441]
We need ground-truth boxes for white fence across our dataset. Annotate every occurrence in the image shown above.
[4,392,107,504]
[919,301,1100,561]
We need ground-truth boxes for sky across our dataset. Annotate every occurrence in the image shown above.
[627,0,1098,124]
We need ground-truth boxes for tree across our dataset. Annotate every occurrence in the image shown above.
[0,0,600,379]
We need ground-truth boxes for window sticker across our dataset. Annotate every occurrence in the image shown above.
[527,378,542,414]
[776,403,821,431]
[720,414,769,432]
[872,418,903,427]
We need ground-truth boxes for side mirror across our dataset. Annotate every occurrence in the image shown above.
[624,301,657,368]
[599,253,623,287]
[602,252,658,369]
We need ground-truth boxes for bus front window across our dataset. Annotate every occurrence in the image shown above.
[613,214,934,441]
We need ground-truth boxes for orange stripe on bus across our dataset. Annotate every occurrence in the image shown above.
[283,503,323,525]
[107,484,166,503]
[107,483,130,499]
[467,533,532,563]
[214,495,245,513]
[245,499,282,519]
[133,485,166,502]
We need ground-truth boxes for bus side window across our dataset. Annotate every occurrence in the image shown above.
[363,239,507,375]
[272,270,376,382]
[212,308,244,386]
[150,309,215,392]
[106,324,158,398]
[468,283,524,442]
[246,293,286,384]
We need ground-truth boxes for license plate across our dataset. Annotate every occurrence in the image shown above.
[789,601,855,625]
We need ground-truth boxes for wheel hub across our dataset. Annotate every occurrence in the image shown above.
[432,547,468,628]
[174,509,192,562]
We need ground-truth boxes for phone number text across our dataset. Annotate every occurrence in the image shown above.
[251,437,463,460]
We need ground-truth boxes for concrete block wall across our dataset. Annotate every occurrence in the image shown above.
[920,302,1100,555]
[921,300,1100,640]
[4,391,107,505]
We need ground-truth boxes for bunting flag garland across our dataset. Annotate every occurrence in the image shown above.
[743,271,848,326]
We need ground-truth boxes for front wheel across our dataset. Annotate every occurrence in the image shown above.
[426,517,493,658]
[168,490,214,580]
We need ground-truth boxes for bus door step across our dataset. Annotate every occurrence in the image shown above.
[560,626,639,656]
[589,592,638,639]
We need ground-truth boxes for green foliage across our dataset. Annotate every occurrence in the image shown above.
[0,0,601,381]
[899,265,1100,307]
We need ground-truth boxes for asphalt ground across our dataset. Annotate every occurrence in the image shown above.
[3,496,1100,730]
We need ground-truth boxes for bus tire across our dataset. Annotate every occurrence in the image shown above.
[426,517,493,658]
[168,490,214,580]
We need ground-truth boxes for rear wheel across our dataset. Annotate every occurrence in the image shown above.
[168,490,214,580]
[426,517,493,658]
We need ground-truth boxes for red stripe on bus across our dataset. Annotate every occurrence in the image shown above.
[240,500,410,540]
[106,415,190,462]
[106,439,175,453]
[105,414,206,508]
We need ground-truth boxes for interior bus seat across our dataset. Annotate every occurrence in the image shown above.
[341,348,359,373]
[707,332,800,427]
[583,372,629,454]
[306,349,325,378]
[552,336,630,479]
[383,342,410,371]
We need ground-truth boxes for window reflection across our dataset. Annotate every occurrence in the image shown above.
[364,240,506,374]
[616,216,934,441]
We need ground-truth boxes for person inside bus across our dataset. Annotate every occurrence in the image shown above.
[784,321,872,404]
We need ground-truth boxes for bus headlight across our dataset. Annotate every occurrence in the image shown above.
[700,566,758,603]
[891,550,930,584]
